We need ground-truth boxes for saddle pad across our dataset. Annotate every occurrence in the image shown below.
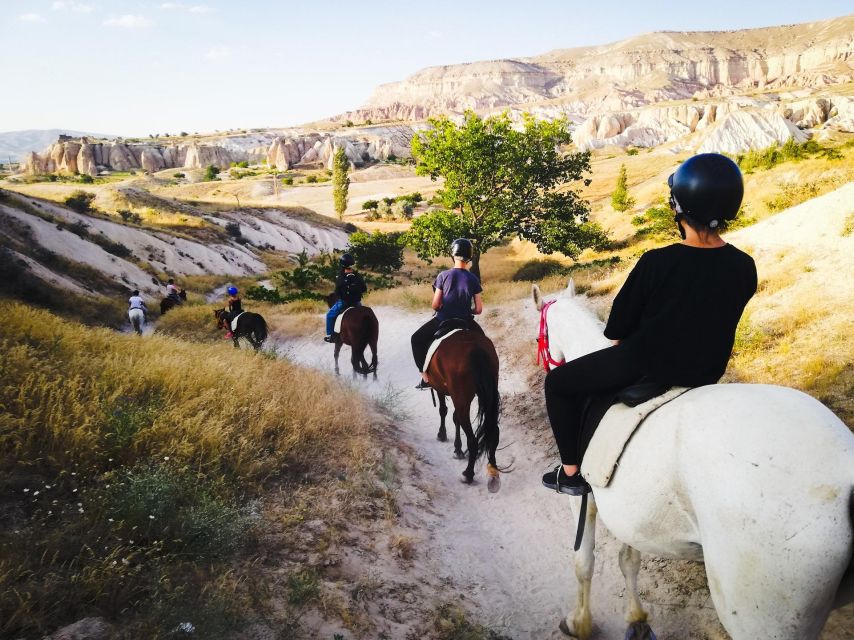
[333,306,353,334]
[230,312,245,332]
[422,329,462,373]
[581,387,691,488]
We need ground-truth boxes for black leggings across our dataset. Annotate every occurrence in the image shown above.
[411,317,483,371]
[544,344,644,465]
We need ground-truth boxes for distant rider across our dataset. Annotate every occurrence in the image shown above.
[165,278,182,302]
[224,286,242,339]
[542,153,758,497]
[128,289,147,335]
[324,253,367,342]
[410,238,484,389]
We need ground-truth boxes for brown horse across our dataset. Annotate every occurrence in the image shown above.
[160,288,187,315]
[427,330,501,491]
[326,294,379,377]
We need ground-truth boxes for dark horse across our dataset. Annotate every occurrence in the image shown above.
[326,293,378,377]
[427,330,501,491]
[214,308,268,351]
[160,289,187,315]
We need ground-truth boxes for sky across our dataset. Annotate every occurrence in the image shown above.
[1,1,851,136]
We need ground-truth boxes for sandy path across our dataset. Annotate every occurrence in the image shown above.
[274,299,738,639]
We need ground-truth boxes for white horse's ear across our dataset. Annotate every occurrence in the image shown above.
[532,284,544,311]
[567,278,576,297]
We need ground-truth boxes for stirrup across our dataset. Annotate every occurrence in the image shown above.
[415,379,432,390]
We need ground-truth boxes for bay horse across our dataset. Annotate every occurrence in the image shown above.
[160,288,187,315]
[214,308,267,351]
[532,280,854,640]
[326,294,378,377]
[427,329,502,492]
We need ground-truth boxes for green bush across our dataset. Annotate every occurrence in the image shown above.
[626,148,639,156]
[282,177,294,185]
[78,173,95,184]
[119,209,143,224]
[225,221,242,238]
[173,172,185,179]
[362,199,379,211]
[347,231,405,274]
[64,190,96,213]
[203,165,220,181]
[305,175,318,184]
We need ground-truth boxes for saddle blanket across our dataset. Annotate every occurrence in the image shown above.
[581,387,691,488]
[230,312,245,332]
[333,306,354,334]
[422,329,462,373]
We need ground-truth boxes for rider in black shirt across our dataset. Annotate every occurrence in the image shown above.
[543,153,757,496]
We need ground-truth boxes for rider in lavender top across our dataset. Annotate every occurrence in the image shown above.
[410,238,484,389]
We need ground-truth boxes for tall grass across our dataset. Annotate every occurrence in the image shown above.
[0,302,371,637]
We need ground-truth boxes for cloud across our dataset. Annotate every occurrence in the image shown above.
[104,14,153,28]
[205,47,230,60]
[188,5,213,13]
[159,2,182,8]
[428,30,444,39]
[19,12,46,22]
[51,1,94,11]
[159,2,214,12]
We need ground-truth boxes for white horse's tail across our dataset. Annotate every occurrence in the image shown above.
[833,491,854,609]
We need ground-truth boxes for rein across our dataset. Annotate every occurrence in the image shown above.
[537,299,566,371]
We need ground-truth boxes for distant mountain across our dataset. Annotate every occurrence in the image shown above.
[0,129,117,162]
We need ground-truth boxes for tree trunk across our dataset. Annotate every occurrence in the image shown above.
[470,251,481,281]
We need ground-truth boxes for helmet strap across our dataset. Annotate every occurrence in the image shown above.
[674,213,687,240]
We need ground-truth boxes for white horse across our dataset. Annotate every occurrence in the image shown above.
[532,279,854,640]
[128,308,145,336]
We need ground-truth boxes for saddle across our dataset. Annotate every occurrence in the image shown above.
[230,312,245,332]
[579,382,692,488]
[333,306,355,334]
[433,318,471,339]
[422,328,465,373]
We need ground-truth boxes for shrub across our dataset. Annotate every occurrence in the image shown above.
[347,231,405,274]
[305,175,318,184]
[230,161,249,168]
[282,177,293,185]
[225,221,242,238]
[118,209,143,224]
[611,164,635,212]
[64,190,96,213]
[626,148,639,156]
[362,199,379,211]
[173,172,185,179]
[78,173,95,184]
[203,165,220,181]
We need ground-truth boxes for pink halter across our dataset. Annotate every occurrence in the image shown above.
[537,299,566,371]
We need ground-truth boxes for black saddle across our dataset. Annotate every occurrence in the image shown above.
[433,318,471,340]
[577,378,671,462]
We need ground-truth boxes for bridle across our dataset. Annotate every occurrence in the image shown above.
[536,299,566,371]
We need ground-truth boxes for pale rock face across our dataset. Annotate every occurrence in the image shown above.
[77,143,98,176]
[696,110,809,154]
[109,144,137,171]
[141,147,166,172]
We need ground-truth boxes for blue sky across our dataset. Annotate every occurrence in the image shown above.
[2,1,850,135]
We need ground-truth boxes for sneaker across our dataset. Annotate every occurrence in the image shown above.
[542,465,591,496]
[224,332,233,339]
[414,379,432,390]
[323,335,335,343]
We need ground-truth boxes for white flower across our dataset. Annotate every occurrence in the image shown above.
[73,489,78,493]
[78,508,84,513]
[108,518,114,522]
[164,456,170,461]
[23,489,29,493]
[34,491,40,496]
[149,515,155,520]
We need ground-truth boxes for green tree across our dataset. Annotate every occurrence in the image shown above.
[332,147,350,220]
[203,165,220,181]
[65,190,96,213]
[362,199,379,211]
[347,231,405,274]
[611,164,635,212]
[409,111,605,277]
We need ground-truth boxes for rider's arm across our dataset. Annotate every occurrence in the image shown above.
[472,293,483,315]
[431,287,443,311]
[604,253,650,341]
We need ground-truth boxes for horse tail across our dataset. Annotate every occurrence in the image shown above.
[351,311,373,374]
[366,310,379,373]
[254,314,268,345]
[470,346,500,460]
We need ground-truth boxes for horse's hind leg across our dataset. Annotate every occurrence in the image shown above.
[560,497,598,640]
[618,545,652,638]
[486,445,500,494]
[456,404,476,482]
[437,394,448,442]
[333,342,342,375]
[451,405,465,460]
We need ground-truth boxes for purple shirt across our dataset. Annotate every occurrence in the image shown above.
[434,268,482,321]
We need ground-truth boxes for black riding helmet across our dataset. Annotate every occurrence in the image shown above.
[450,238,473,262]
[339,253,355,268]
[668,153,744,230]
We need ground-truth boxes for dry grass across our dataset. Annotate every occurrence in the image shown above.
[0,301,374,637]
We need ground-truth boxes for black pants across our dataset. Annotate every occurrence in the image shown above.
[411,317,484,371]
[544,344,644,465]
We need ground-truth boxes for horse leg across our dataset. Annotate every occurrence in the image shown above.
[333,342,341,375]
[458,403,477,482]
[618,544,652,639]
[560,497,598,640]
[451,406,465,459]
[437,394,448,442]
[486,446,500,494]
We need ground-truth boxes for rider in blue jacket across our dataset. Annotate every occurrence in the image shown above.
[324,253,367,342]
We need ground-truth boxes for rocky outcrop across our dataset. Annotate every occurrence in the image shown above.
[43,617,115,640]
[339,16,854,124]
[697,110,809,154]
[264,126,414,170]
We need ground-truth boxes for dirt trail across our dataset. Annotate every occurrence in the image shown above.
[276,299,739,639]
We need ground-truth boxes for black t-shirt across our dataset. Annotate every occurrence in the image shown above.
[604,243,757,387]
[336,271,367,306]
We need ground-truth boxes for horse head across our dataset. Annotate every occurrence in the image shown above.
[213,308,226,329]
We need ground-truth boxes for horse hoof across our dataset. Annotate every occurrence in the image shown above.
[437,433,447,442]
[461,473,474,484]
[453,450,466,460]
[487,475,501,493]
[558,619,579,638]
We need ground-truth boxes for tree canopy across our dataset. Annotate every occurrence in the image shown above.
[332,147,350,220]
[408,111,606,277]
[611,163,635,212]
